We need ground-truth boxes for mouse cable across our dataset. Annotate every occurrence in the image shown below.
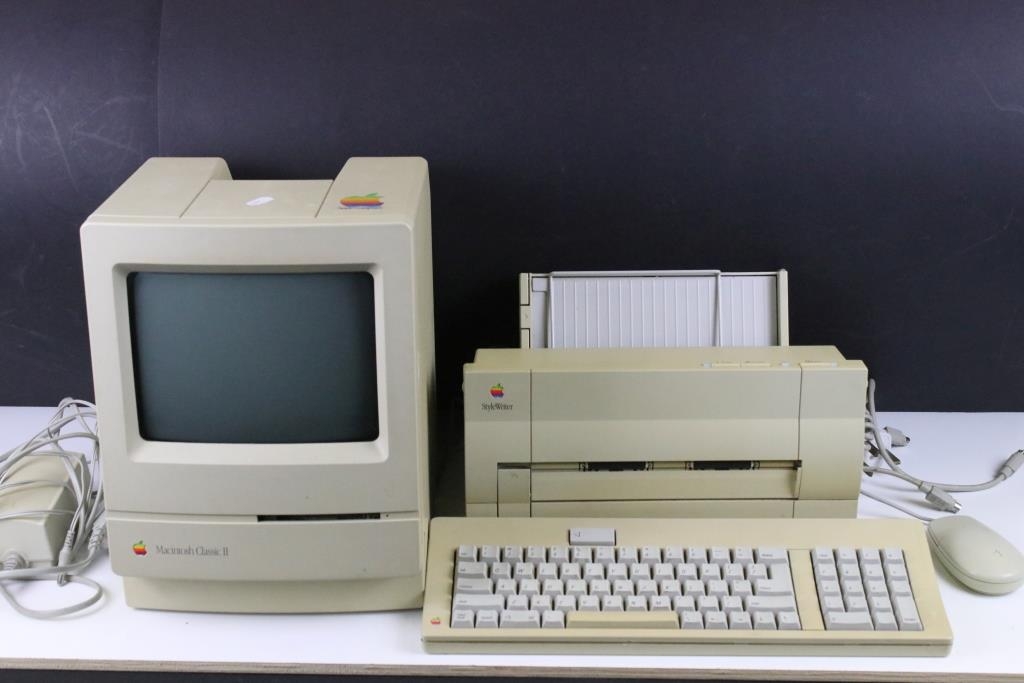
[0,399,106,618]
[863,379,1024,514]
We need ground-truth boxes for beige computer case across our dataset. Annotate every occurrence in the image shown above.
[81,157,434,612]
[464,346,866,519]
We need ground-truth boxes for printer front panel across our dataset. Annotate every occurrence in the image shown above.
[530,367,801,463]
[464,366,531,516]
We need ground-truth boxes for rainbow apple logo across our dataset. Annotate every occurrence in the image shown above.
[490,383,504,398]
[340,192,383,208]
[132,540,147,556]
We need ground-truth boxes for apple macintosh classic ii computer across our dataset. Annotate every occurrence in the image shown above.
[80,156,434,613]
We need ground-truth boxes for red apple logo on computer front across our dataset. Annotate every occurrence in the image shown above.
[339,193,383,208]
[132,541,148,556]
[490,384,504,398]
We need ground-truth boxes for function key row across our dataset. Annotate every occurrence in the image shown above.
[458,544,789,566]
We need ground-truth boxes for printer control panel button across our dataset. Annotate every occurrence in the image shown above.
[569,528,616,546]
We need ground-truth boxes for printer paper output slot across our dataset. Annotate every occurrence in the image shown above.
[524,462,800,502]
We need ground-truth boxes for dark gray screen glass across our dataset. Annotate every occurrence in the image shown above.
[128,272,379,444]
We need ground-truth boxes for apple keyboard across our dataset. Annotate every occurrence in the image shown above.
[422,517,952,655]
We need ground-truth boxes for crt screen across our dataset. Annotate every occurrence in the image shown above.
[128,272,379,444]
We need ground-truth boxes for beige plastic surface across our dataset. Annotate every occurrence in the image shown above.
[0,456,78,566]
[422,517,952,656]
[464,346,866,517]
[81,157,434,612]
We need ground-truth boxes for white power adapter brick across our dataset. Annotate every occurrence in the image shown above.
[0,455,78,567]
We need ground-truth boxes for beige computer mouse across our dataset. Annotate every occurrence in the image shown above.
[926,515,1024,595]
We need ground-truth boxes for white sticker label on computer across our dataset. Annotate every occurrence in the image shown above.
[245,196,275,207]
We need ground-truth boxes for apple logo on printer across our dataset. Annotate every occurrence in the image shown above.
[482,383,513,412]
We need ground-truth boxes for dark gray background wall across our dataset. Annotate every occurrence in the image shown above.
[3,0,1024,417]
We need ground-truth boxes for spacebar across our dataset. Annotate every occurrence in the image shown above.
[566,612,679,629]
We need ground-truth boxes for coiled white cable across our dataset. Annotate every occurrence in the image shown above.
[0,399,105,617]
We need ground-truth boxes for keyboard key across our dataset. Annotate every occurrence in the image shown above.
[721,595,743,614]
[542,610,565,628]
[577,595,600,611]
[709,547,731,566]
[626,595,648,611]
[893,595,923,631]
[835,547,858,567]
[453,594,505,612]
[506,595,528,611]
[650,595,672,611]
[530,594,552,614]
[566,579,587,597]
[745,596,797,614]
[451,609,475,628]
[537,563,558,581]
[653,563,675,581]
[729,611,753,629]
[641,546,662,563]
[569,528,615,546]
[677,563,699,582]
[502,546,524,563]
[673,595,696,613]
[858,548,881,566]
[873,611,898,631]
[754,578,793,596]
[602,595,625,612]
[526,546,547,563]
[457,545,477,562]
[730,579,753,598]
[554,595,577,612]
[567,611,679,629]
[705,611,728,629]
[560,563,582,580]
[686,547,707,565]
[594,547,616,566]
[491,562,512,580]
[500,609,540,628]
[753,611,776,630]
[680,610,704,629]
[514,563,534,580]
[519,579,540,597]
[825,611,873,630]
[777,611,801,630]
[607,563,628,581]
[476,610,499,628]
[747,564,768,581]
[479,545,500,565]
[707,579,729,598]
[457,561,488,579]
[812,547,835,565]
[617,547,639,564]
[455,578,492,595]
[571,547,593,563]
[495,578,517,596]
[756,548,788,565]
[733,547,754,566]
[549,546,570,564]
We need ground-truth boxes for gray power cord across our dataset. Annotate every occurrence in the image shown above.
[0,399,106,617]
[863,379,1024,518]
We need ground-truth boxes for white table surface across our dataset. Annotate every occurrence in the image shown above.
[1,407,1022,679]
